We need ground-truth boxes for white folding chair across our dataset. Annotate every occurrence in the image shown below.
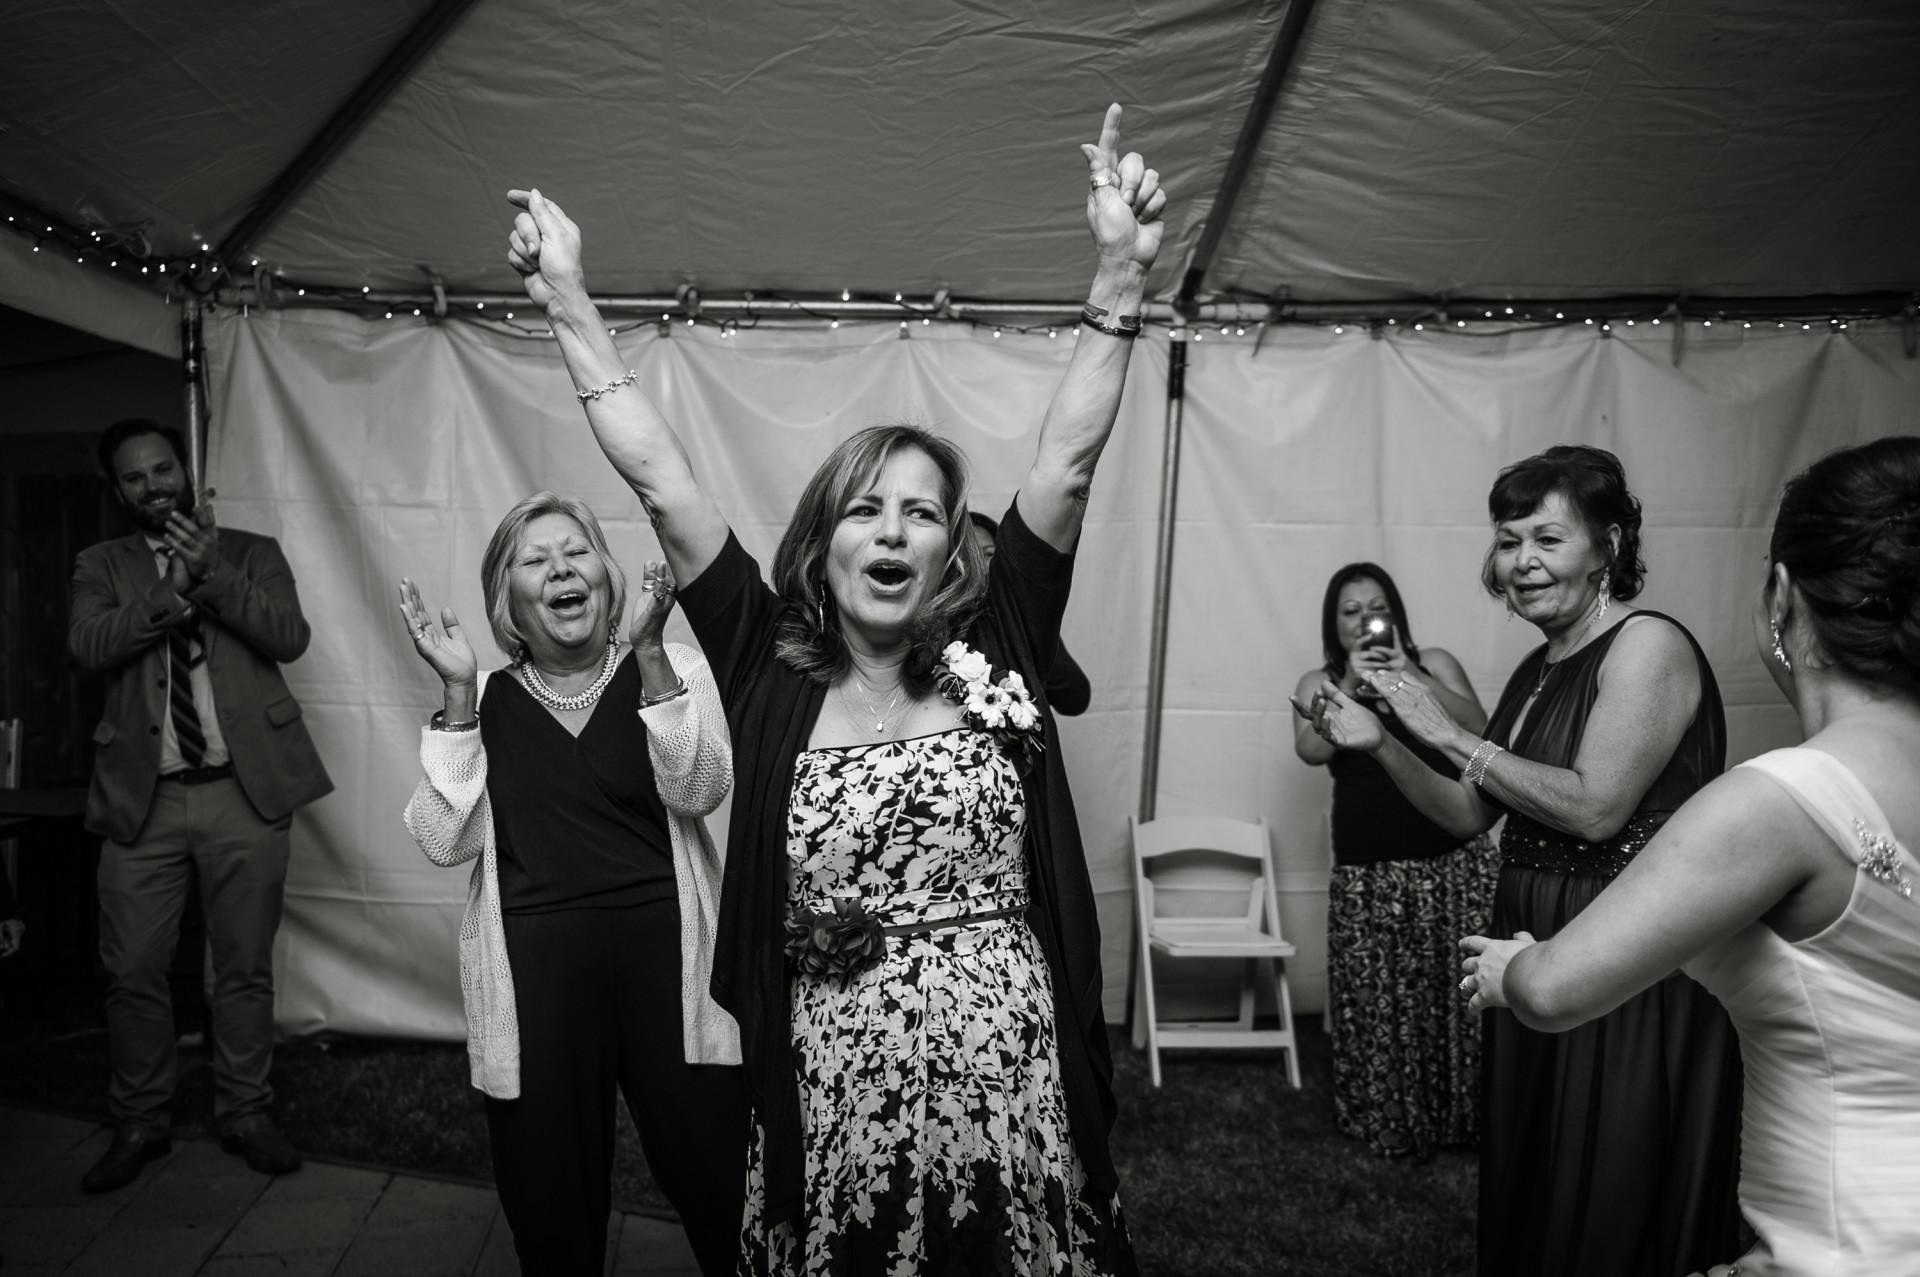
[1129,813,1300,1088]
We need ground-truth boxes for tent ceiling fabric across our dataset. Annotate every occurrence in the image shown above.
[2,0,1917,308]
[1207,0,1920,301]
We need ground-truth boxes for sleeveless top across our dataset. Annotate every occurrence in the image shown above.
[480,651,676,912]
[1683,748,1920,1275]
[1482,611,1725,878]
[1329,698,1467,865]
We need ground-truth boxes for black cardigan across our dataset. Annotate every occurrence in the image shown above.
[679,500,1119,1224]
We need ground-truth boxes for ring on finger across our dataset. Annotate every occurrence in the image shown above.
[1089,174,1115,190]
[1459,977,1474,994]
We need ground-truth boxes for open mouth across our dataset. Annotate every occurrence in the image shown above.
[546,588,590,616]
[864,560,913,594]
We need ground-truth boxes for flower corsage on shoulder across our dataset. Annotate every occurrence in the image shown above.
[935,641,1046,768]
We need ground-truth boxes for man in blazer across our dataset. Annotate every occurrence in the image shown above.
[68,418,332,1192]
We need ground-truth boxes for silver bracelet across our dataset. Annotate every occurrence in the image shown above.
[638,681,688,709]
[430,710,479,732]
[576,369,639,403]
[1463,739,1504,786]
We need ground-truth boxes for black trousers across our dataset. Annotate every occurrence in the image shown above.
[489,900,749,1277]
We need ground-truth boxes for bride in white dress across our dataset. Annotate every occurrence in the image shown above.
[1459,435,1920,1277]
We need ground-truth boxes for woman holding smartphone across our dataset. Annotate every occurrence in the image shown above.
[1291,562,1494,1159]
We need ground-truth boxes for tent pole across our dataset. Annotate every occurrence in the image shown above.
[1138,334,1190,823]
[181,299,206,487]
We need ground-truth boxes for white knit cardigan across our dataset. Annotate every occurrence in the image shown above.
[402,642,741,1099]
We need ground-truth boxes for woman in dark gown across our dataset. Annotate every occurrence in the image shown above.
[1296,445,1744,1277]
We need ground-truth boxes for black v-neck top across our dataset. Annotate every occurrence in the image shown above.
[480,651,675,913]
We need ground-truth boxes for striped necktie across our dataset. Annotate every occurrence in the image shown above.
[168,620,207,768]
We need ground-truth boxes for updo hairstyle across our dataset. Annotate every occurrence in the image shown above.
[1480,444,1645,602]
[1769,435,1920,689]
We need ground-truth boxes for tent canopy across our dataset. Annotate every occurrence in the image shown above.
[3,0,1917,312]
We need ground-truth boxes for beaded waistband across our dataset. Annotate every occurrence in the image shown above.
[1499,811,1668,879]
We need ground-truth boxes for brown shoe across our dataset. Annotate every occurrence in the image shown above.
[220,1117,301,1175]
[81,1126,172,1193]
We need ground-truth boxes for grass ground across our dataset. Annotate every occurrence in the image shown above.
[0,973,1475,1276]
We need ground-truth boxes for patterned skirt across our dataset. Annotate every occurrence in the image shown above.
[738,912,1133,1277]
[1327,834,1500,1159]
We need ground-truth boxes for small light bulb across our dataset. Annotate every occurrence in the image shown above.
[1555,312,1564,319]
[830,319,840,329]
[475,302,484,309]
[1484,310,1493,318]
[413,308,421,316]
[251,258,258,267]
[142,266,149,274]
[1193,332,1202,341]
[686,318,694,326]
[296,287,304,295]
[894,293,903,302]
[1743,321,1751,329]
[1236,327,1245,336]
[841,289,850,301]
[922,317,929,326]
[993,328,1001,338]
[608,327,616,335]
[1652,318,1660,325]
[31,245,39,252]
[1456,320,1465,327]
[1505,307,1513,315]
[506,311,514,319]
[661,312,670,321]
[900,320,908,331]
[1584,318,1593,325]
[385,311,393,319]
[1413,322,1423,330]
[1048,328,1056,339]
[1220,326,1229,335]
[1626,319,1634,326]
[362,285,370,293]
[1802,323,1811,330]
[1703,320,1712,327]
[1333,325,1344,334]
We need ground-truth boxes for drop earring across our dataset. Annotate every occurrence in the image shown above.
[1771,623,1793,674]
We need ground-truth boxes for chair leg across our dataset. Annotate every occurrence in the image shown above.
[1141,946,1162,1089]
[1131,938,1148,1052]
[1267,956,1302,1090]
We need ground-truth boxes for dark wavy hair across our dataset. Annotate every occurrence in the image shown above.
[1320,562,1420,680]
[772,425,987,691]
[1481,444,1645,601]
[1769,435,1920,690]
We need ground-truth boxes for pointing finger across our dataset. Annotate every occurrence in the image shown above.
[1095,102,1122,156]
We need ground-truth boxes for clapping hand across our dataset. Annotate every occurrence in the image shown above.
[1290,680,1386,753]
[1081,104,1167,272]
[1363,667,1457,749]
[627,560,675,652]
[1458,932,1537,1015]
[398,578,478,689]
[505,188,584,310]
[163,490,219,592]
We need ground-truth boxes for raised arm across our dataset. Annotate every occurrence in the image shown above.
[1017,104,1168,553]
[506,190,731,585]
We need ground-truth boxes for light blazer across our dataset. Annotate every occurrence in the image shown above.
[403,643,741,1099]
[68,528,334,842]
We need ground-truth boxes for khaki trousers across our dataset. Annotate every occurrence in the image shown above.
[97,775,291,1135]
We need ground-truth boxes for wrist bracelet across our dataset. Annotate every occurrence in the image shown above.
[1080,304,1143,338]
[638,681,688,709]
[576,369,639,404]
[1463,739,1504,786]
[430,710,480,732]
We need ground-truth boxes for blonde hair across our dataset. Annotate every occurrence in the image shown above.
[479,492,629,661]
[771,425,987,689]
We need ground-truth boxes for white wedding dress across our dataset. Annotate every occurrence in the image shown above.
[1683,747,1920,1276]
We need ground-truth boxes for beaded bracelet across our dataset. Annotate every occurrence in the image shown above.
[1080,303,1143,339]
[576,369,639,404]
[1463,739,1504,786]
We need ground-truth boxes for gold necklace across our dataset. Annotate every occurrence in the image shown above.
[1533,594,1610,696]
[846,670,905,735]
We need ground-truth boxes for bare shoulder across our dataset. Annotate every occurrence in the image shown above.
[1602,611,1699,682]
[1418,646,1466,676]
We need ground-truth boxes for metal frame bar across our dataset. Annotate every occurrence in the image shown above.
[215,0,484,265]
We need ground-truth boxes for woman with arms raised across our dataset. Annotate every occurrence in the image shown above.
[1297,446,1743,1277]
[504,105,1164,1274]
[1466,437,1920,1277]
[400,496,746,1277]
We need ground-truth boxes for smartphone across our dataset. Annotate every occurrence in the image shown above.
[1357,616,1394,651]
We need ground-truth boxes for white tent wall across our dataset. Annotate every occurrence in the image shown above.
[1156,322,1920,1014]
[202,310,1920,1038]
[203,308,1167,1038]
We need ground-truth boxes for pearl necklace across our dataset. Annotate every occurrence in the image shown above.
[519,642,621,711]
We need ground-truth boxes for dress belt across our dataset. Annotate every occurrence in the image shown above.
[1500,810,1667,879]
[883,904,1025,937]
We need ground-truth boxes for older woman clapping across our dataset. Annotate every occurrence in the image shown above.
[400,492,746,1277]
[503,105,1161,1275]
[1298,446,1743,1277]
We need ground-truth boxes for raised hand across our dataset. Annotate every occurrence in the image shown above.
[162,490,220,585]
[1080,104,1167,272]
[1290,679,1386,753]
[628,560,676,652]
[398,578,478,689]
[505,188,585,311]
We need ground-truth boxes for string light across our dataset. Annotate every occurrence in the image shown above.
[841,289,850,301]
[1651,318,1660,325]
[384,310,393,319]
[1047,327,1056,339]
[506,311,514,319]
[476,302,484,309]
[1584,318,1594,325]
[830,318,840,329]
[1333,325,1344,334]
[296,288,304,295]
[922,317,930,326]
[1413,322,1423,330]
[1555,312,1564,319]
[993,327,1001,338]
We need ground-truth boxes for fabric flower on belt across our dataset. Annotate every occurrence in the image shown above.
[935,641,1046,769]
[784,896,888,979]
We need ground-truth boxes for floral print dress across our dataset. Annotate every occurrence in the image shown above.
[739,727,1131,1276]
